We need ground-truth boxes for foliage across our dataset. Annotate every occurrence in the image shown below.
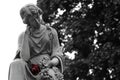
[37,0,120,80]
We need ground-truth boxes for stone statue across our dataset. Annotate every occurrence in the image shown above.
[8,3,64,80]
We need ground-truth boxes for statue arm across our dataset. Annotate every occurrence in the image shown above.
[51,28,64,73]
[14,32,24,59]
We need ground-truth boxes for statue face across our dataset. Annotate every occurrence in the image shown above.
[27,14,40,29]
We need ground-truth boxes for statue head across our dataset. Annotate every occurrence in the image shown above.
[20,4,43,29]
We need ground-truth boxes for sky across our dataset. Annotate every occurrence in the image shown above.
[0,0,36,80]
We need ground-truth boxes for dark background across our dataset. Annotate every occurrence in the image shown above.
[37,0,120,80]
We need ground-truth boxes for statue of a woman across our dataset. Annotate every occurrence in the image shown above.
[8,4,64,80]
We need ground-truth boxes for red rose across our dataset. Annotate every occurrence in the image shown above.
[31,64,40,75]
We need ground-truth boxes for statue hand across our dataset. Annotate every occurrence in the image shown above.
[44,61,52,68]
[45,57,59,68]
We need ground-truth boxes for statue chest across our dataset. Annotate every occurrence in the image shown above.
[28,28,52,57]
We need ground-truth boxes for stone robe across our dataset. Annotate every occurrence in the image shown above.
[8,24,64,80]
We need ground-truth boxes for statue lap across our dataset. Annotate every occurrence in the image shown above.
[9,57,64,80]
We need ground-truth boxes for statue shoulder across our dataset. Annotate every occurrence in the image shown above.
[45,24,57,35]
[18,32,25,46]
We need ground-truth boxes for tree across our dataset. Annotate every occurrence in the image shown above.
[37,0,120,80]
